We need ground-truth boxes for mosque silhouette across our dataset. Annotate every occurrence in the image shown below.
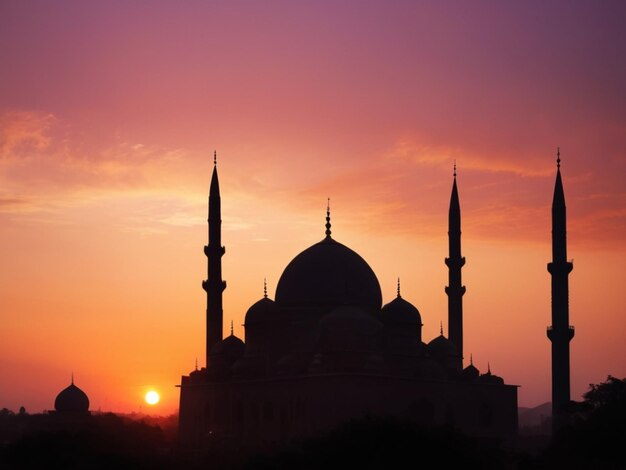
[54,376,90,416]
[178,152,573,447]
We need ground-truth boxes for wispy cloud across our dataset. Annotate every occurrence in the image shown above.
[0,111,56,159]
[383,138,555,177]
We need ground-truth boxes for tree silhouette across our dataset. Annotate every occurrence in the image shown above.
[544,375,626,470]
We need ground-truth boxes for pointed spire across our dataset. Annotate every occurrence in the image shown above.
[440,321,444,336]
[397,277,401,298]
[325,198,332,238]
[449,163,460,218]
[195,357,198,371]
[487,362,491,374]
[71,372,74,385]
[552,148,566,208]
[210,151,221,197]
[230,320,234,336]
[263,278,268,299]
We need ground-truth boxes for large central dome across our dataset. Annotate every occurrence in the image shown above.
[275,237,382,312]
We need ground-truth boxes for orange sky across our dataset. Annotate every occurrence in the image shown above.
[1,1,625,415]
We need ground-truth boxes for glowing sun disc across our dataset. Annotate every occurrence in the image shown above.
[145,390,160,405]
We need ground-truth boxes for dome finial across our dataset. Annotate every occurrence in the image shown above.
[230,320,234,336]
[440,321,444,336]
[325,198,332,238]
[263,278,268,299]
[556,147,560,169]
[397,277,401,298]
[470,353,473,366]
[213,150,217,167]
[488,362,491,374]
[71,371,74,385]
[453,159,457,178]
[195,357,198,371]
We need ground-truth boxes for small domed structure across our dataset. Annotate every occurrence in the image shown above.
[245,296,276,326]
[427,329,462,373]
[461,355,480,381]
[54,378,89,414]
[209,329,245,378]
[380,281,422,326]
[479,364,505,385]
[211,333,245,360]
[240,283,279,377]
[381,280,423,349]
[427,333,458,357]
[381,296,422,323]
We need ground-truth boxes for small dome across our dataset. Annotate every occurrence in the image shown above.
[211,334,245,359]
[479,369,505,385]
[381,296,422,325]
[275,238,382,313]
[55,382,89,414]
[427,334,458,357]
[245,296,276,326]
[462,363,480,381]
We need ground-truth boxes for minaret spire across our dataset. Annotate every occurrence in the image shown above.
[203,150,226,366]
[445,163,465,369]
[325,198,332,238]
[397,277,401,298]
[264,278,268,299]
[547,148,574,431]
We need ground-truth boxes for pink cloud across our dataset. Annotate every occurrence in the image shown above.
[0,110,56,159]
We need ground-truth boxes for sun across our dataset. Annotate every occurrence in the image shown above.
[145,390,160,405]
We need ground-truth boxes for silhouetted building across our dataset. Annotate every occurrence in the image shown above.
[179,157,518,448]
[54,376,90,416]
[547,149,575,430]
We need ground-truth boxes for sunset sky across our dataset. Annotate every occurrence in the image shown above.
[1,1,624,416]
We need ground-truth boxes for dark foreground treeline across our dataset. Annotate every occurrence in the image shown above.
[1,376,624,470]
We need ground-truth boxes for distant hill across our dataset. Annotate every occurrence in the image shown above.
[519,402,551,429]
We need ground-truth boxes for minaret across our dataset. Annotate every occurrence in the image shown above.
[445,162,466,360]
[202,151,226,366]
[547,148,574,430]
